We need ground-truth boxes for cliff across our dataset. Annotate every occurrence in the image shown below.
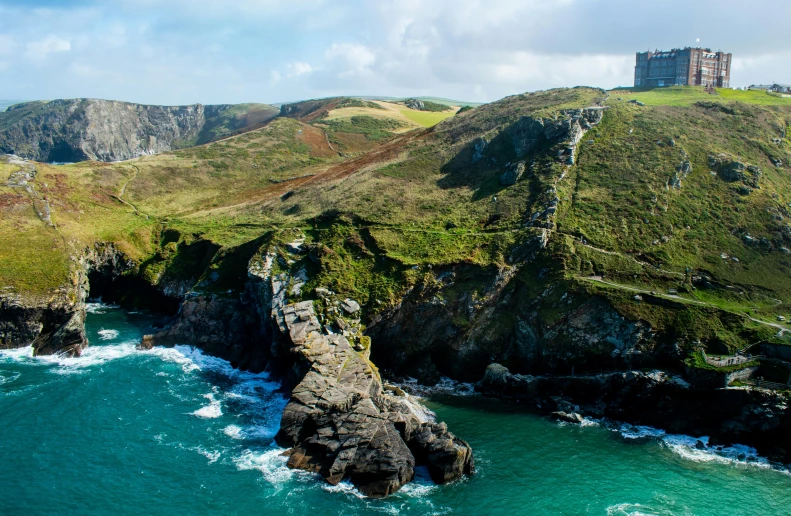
[3,86,791,486]
[0,99,278,162]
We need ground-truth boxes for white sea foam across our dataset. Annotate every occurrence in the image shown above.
[606,502,676,516]
[85,302,118,314]
[618,424,666,440]
[580,417,601,428]
[97,329,120,341]
[321,480,367,499]
[191,393,223,419]
[396,376,477,398]
[0,371,21,385]
[223,425,243,439]
[613,422,782,473]
[0,346,34,362]
[195,447,221,463]
[235,448,296,485]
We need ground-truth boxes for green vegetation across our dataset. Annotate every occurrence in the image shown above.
[336,99,385,110]
[611,86,791,107]
[320,115,407,143]
[6,85,791,359]
[399,109,456,127]
[416,100,452,112]
[685,350,758,372]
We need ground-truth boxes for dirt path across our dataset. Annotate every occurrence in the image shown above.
[582,275,789,333]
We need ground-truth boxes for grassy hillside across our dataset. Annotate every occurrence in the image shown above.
[5,85,791,355]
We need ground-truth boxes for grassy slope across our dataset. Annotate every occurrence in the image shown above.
[5,86,791,351]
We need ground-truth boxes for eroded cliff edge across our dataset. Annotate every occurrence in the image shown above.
[0,99,278,162]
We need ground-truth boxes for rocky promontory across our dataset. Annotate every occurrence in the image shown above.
[0,99,278,162]
[273,301,473,497]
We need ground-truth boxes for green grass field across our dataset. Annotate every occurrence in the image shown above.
[610,86,791,107]
[399,108,457,127]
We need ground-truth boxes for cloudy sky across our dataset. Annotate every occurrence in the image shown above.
[0,0,788,105]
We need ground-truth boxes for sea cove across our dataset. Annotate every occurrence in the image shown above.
[1,306,789,516]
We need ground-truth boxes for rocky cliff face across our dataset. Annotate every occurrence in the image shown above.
[478,363,791,463]
[0,242,135,356]
[0,99,276,162]
[139,238,473,496]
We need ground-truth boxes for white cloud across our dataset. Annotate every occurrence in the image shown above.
[25,35,71,60]
[324,43,375,78]
[286,61,313,77]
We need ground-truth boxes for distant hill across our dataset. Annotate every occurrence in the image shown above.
[0,99,279,162]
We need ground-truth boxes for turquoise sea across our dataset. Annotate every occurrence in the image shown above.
[1,304,790,515]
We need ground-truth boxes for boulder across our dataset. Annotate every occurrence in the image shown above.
[719,161,746,182]
[341,298,361,314]
[404,98,425,111]
[499,161,526,186]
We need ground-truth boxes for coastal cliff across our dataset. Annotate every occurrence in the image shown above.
[0,99,278,162]
[3,86,791,488]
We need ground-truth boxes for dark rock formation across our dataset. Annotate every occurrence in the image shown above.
[148,294,267,371]
[272,300,472,497]
[0,242,138,356]
[499,161,526,186]
[0,295,85,356]
[478,363,791,463]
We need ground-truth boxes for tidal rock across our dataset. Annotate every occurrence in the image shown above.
[274,301,472,497]
[552,411,585,424]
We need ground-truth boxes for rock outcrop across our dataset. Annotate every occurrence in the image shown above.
[0,99,277,162]
[477,363,791,463]
[499,161,526,186]
[272,299,472,497]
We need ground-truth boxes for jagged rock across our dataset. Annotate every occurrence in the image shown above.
[274,301,472,497]
[552,411,584,424]
[499,161,526,186]
[719,160,746,182]
[341,298,361,314]
[138,334,154,350]
[404,99,425,111]
[0,99,276,162]
[471,137,488,162]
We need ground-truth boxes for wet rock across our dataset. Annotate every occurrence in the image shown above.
[138,334,154,350]
[552,411,585,424]
[274,301,472,497]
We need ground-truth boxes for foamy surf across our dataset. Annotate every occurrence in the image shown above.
[612,422,785,473]
[234,448,296,486]
[85,302,118,314]
[98,329,120,340]
[397,376,477,398]
[605,502,677,516]
[191,393,223,419]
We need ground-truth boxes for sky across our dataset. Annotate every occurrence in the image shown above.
[0,0,789,106]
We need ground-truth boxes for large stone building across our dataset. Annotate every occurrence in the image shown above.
[634,47,732,88]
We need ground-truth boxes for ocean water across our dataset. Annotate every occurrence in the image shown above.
[0,99,24,112]
[1,304,790,515]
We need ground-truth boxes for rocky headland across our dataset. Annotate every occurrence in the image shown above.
[0,99,278,162]
[4,86,791,491]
